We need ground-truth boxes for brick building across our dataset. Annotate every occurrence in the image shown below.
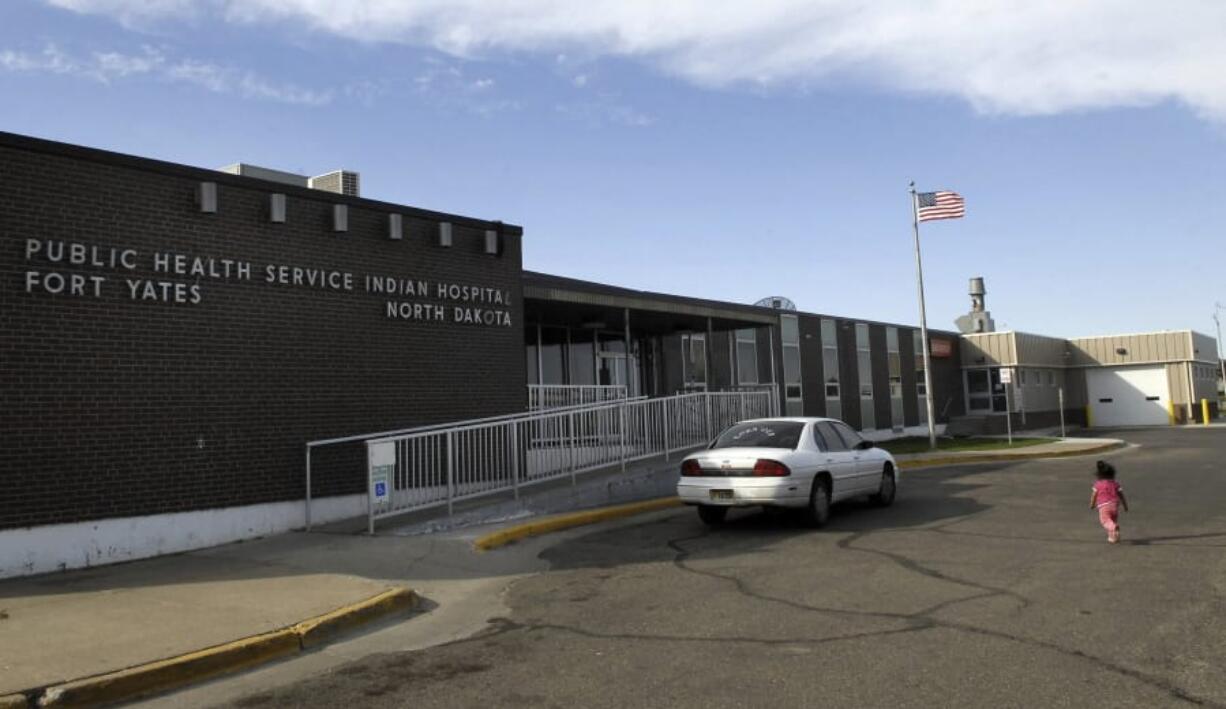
[8,131,1207,579]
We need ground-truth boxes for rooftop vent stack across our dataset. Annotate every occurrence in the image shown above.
[309,170,360,197]
[954,276,996,334]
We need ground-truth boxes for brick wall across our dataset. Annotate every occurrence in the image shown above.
[0,133,525,530]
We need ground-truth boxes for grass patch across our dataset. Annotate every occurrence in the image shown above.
[876,436,1059,456]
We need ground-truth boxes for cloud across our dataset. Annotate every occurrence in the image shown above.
[0,42,333,105]
[42,0,1226,122]
[411,60,519,115]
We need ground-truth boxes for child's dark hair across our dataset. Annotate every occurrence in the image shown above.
[1095,460,1116,480]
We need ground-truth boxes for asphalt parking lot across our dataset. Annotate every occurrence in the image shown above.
[225,428,1226,708]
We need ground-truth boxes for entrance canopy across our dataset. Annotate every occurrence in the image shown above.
[523,271,776,335]
[522,272,781,398]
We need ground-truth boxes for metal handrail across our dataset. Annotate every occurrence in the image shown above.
[303,395,648,528]
[345,389,777,533]
[527,384,629,410]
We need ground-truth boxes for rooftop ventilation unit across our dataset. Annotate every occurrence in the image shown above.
[954,276,996,334]
[217,164,360,197]
[309,170,360,197]
[217,163,308,188]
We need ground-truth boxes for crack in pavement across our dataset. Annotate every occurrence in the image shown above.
[666,527,1220,708]
[484,615,935,649]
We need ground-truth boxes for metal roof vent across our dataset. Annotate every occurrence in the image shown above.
[309,170,360,197]
[955,276,996,334]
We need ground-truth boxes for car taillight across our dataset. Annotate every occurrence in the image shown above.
[752,459,790,477]
[681,460,703,477]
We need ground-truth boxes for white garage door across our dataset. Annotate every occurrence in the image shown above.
[1087,365,1170,427]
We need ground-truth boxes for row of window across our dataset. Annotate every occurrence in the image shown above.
[1192,364,1219,381]
[1015,368,1061,388]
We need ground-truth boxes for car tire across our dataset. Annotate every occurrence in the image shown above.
[872,465,896,507]
[697,505,728,526]
[803,477,831,528]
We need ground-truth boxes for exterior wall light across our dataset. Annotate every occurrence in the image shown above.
[484,229,499,255]
[1115,347,1128,356]
[388,213,403,240]
[196,182,217,213]
[269,194,287,223]
[438,222,452,247]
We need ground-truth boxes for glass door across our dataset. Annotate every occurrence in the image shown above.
[966,369,992,412]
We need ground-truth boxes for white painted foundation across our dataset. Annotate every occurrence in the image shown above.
[861,424,948,442]
[0,494,364,579]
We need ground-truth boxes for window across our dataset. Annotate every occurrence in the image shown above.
[966,369,991,412]
[540,326,566,385]
[682,333,706,389]
[781,315,803,415]
[821,319,841,421]
[812,424,829,451]
[832,421,865,449]
[1048,370,1056,387]
[887,327,903,430]
[856,323,875,430]
[735,329,758,385]
[815,422,848,451]
[569,330,595,385]
[712,421,803,450]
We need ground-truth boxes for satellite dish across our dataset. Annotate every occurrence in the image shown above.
[754,296,796,311]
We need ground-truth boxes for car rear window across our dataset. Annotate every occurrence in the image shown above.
[711,421,804,450]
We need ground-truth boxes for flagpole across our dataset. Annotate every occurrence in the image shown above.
[911,182,939,450]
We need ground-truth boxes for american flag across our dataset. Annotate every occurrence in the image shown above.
[916,191,965,222]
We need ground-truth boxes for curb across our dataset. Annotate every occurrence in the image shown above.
[474,497,684,551]
[292,588,417,649]
[473,441,1128,551]
[27,587,417,708]
[897,440,1127,470]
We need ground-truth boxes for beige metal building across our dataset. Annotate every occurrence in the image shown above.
[959,330,1219,429]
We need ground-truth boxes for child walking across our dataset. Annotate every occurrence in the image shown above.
[1089,460,1128,543]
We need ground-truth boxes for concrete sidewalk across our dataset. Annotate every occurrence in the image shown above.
[893,436,1125,468]
[0,526,546,707]
[0,433,1127,707]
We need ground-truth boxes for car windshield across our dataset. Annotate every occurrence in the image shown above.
[711,421,804,450]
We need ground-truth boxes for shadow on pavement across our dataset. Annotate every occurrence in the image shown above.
[540,461,1013,573]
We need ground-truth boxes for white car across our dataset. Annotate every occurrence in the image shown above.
[676,417,898,527]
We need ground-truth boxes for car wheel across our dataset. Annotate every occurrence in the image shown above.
[872,465,896,507]
[697,505,728,526]
[804,477,831,528]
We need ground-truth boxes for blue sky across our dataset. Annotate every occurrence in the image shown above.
[3,1,1225,339]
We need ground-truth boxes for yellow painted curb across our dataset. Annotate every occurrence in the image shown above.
[897,441,1125,470]
[33,587,418,708]
[293,588,419,649]
[0,694,29,709]
[475,497,684,551]
[38,629,300,708]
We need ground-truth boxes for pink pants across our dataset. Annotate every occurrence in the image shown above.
[1098,502,1119,540]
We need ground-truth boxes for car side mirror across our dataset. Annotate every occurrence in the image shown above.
[856,440,875,450]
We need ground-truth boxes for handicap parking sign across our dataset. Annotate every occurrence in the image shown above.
[369,442,394,504]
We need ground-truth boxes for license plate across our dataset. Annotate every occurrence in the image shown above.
[709,489,734,501]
